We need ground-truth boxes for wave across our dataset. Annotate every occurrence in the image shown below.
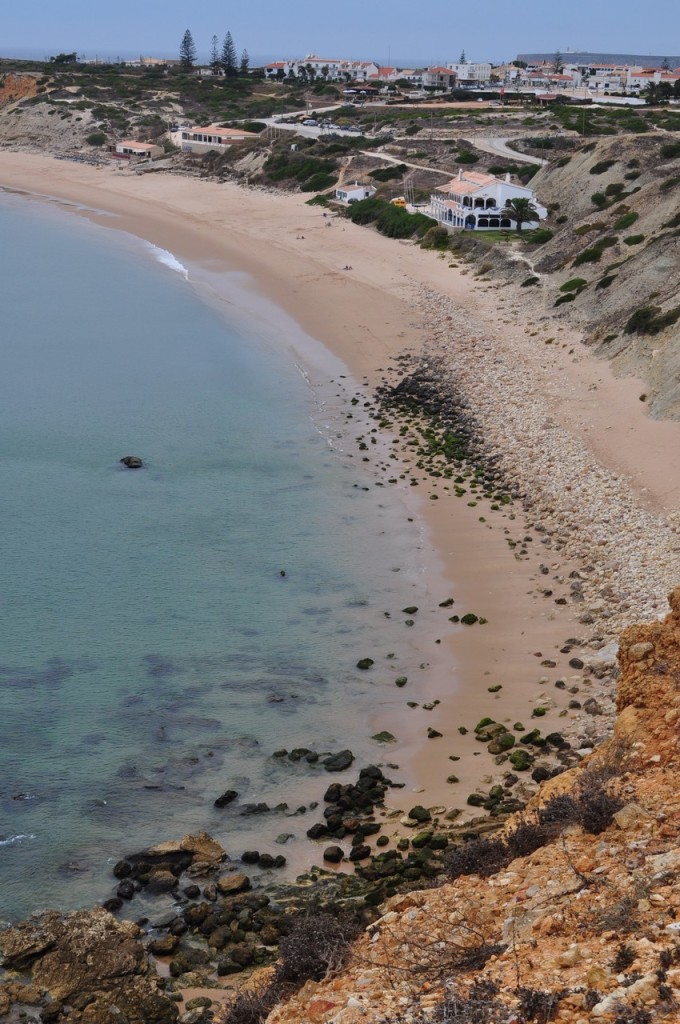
[142,242,189,280]
[0,833,36,847]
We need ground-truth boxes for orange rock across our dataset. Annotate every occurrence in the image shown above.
[308,999,338,1021]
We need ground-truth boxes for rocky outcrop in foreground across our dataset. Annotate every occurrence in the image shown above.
[245,588,680,1024]
[0,906,177,1023]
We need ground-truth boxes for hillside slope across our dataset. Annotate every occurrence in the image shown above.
[526,135,680,420]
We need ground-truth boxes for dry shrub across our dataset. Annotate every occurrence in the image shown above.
[275,910,360,984]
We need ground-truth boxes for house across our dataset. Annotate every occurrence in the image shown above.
[171,125,259,154]
[428,169,547,230]
[422,66,456,90]
[335,181,377,204]
[114,140,164,160]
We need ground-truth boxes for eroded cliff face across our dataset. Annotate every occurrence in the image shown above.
[255,589,680,1024]
[0,72,39,107]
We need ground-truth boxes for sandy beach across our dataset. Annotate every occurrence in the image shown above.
[3,151,680,826]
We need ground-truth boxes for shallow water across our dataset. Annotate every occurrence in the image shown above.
[0,191,436,919]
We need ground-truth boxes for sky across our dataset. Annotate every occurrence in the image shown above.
[2,0,679,67]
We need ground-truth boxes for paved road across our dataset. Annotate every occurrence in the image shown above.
[471,136,547,166]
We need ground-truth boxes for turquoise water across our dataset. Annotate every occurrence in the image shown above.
[0,192,431,920]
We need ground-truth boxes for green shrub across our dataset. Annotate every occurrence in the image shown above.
[556,214,568,223]
[526,228,554,244]
[521,276,540,287]
[613,211,639,230]
[590,159,616,175]
[420,225,451,250]
[239,121,266,133]
[627,158,640,168]
[554,293,575,306]
[660,142,680,159]
[85,131,107,146]
[573,236,618,266]
[624,170,641,180]
[625,304,680,334]
[555,155,571,167]
[560,277,587,292]
[369,163,406,182]
[575,222,606,235]
[623,233,644,246]
[455,150,478,164]
[604,182,624,196]
[660,176,680,191]
[596,275,617,289]
[300,171,336,192]
[591,192,607,208]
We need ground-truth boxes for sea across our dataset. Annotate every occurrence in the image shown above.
[0,188,440,921]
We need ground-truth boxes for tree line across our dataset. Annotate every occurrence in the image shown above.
[179,29,248,75]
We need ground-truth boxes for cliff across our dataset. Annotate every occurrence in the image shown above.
[250,588,680,1024]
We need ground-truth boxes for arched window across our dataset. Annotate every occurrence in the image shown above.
[485,198,495,209]
[489,218,500,228]
[500,218,512,228]
[474,198,485,208]
[478,217,489,227]
[465,214,476,229]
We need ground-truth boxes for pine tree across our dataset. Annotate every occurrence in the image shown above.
[240,49,250,75]
[552,49,564,73]
[459,49,466,64]
[221,31,237,76]
[179,29,196,69]
[210,34,220,74]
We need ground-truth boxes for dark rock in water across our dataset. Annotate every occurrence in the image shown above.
[147,935,179,957]
[241,850,260,864]
[116,879,135,901]
[146,869,178,894]
[257,853,276,869]
[408,805,432,823]
[239,802,270,816]
[322,749,354,772]
[120,455,143,469]
[214,789,238,808]
[102,897,123,914]
[113,859,132,879]
[356,658,374,670]
[323,845,344,863]
[306,822,329,840]
[349,844,371,862]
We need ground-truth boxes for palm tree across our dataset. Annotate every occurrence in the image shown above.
[503,196,539,232]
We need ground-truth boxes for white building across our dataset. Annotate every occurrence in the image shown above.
[446,61,492,85]
[171,125,259,154]
[335,181,377,204]
[114,140,164,160]
[429,169,547,230]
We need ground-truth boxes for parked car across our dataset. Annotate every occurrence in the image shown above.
[302,119,318,126]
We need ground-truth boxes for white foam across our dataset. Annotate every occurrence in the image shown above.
[0,833,36,847]
[143,242,189,280]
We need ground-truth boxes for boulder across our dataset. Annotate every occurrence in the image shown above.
[216,873,251,896]
[120,456,143,469]
[144,832,226,867]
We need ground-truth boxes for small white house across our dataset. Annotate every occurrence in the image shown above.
[114,140,164,160]
[429,169,547,230]
[335,181,377,204]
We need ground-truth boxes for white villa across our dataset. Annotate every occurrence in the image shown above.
[429,169,547,231]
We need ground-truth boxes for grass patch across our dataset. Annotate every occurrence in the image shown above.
[623,234,645,246]
[560,277,587,292]
[590,159,617,175]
